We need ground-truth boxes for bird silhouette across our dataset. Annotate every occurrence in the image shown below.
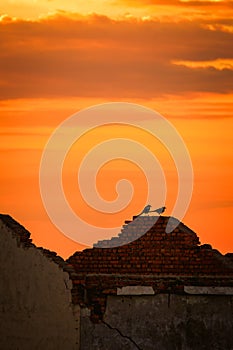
[136,205,166,219]
[138,204,152,216]
[150,206,166,215]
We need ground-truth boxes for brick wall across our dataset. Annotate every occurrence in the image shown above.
[68,216,233,322]
[68,216,232,276]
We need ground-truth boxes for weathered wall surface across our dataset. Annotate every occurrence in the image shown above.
[0,217,79,350]
[2,214,233,350]
[81,293,233,350]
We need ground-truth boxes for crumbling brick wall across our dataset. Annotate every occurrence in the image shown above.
[67,216,233,349]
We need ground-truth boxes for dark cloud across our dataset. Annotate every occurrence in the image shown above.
[0,13,233,100]
[114,0,233,8]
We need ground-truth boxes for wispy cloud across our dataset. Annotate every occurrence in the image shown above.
[172,58,233,70]
[206,200,233,209]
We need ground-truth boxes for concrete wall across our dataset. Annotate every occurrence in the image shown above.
[81,293,233,350]
[0,219,79,350]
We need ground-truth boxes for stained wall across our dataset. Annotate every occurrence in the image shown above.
[0,215,79,350]
[81,293,233,350]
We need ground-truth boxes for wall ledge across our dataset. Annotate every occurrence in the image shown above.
[184,286,233,295]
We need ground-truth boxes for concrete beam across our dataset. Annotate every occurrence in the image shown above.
[117,286,155,295]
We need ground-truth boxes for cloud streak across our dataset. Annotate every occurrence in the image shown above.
[172,58,233,70]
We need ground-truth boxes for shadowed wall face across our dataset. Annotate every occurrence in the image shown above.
[81,294,233,350]
[0,217,78,350]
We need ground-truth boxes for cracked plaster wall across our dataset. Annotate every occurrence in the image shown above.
[80,294,233,350]
[0,219,79,350]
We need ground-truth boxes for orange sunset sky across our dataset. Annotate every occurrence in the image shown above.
[1,0,233,258]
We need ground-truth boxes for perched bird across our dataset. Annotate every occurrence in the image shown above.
[151,206,166,215]
[135,205,166,219]
[138,204,152,216]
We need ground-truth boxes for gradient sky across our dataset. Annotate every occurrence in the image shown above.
[1,0,233,258]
